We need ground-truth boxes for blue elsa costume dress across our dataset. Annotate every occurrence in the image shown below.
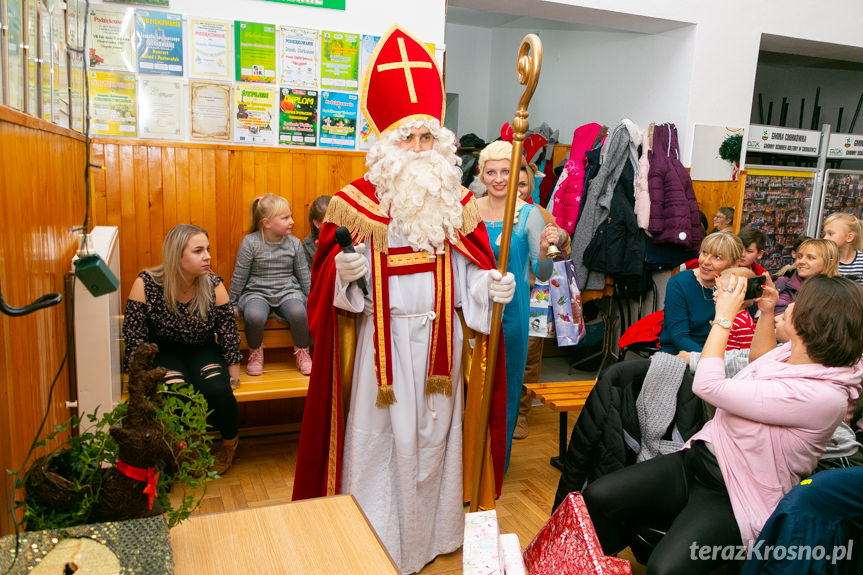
[485,202,552,470]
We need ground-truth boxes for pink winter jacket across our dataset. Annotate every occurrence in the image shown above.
[688,345,863,545]
[552,123,604,235]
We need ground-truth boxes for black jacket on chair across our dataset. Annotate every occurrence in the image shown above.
[552,358,704,511]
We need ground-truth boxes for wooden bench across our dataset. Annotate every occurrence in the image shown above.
[237,316,295,350]
[524,381,596,471]
[235,316,308,403]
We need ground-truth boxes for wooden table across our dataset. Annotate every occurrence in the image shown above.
[525,381,596,470]
[171,494,400,574]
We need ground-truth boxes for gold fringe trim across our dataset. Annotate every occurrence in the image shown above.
[325,195,390,253]
[425,375,452,397]
[459,192,481,236]
[376,385,396,407]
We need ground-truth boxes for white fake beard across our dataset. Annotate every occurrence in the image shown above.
[368,143,464,255]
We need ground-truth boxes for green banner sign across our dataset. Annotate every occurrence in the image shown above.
[105,0,170,6]
[260,0,346,10]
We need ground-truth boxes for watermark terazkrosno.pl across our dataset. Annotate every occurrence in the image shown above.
[690,540,854,564]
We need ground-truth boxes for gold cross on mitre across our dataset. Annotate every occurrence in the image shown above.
[376,37,432,104]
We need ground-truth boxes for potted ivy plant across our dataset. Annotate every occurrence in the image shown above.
[9,380,216,531]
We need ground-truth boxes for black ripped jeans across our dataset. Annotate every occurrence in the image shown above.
[154,341,239,440]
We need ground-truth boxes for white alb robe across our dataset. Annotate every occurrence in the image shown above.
[335,230,493,575]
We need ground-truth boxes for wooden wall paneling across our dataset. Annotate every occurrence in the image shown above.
[147,146,165,268]
[0,108,85,535]
[552,144,570,169]
[104,145,121,229]
[119,145,138,290]
[188,147,204,230]
[133,146,152,274]
[691,176,746,232]
[214,149,233,284]
[161,146,177,229]
[201,149,218,267]
[175,147,191,229]
[90,143,107,224]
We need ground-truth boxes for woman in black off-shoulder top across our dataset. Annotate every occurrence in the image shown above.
[123,224,241,475]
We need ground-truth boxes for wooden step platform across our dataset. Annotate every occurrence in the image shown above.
[235,361,309,403]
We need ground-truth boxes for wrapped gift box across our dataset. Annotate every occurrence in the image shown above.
[500,532,526,575]
[522,492,631,575]
[463,509,504,575]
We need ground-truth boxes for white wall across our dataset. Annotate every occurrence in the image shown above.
[444,23,492,139]
[88,0,446,44]
[447,0,863,165]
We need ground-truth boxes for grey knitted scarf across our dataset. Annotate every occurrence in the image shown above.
[636,352,687,462]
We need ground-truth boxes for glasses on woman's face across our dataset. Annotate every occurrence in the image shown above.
[714,214,725,221]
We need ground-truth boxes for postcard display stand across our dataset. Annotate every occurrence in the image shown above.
[743,123,863,274]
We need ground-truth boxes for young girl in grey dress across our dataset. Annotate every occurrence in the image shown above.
[229,194,312,375]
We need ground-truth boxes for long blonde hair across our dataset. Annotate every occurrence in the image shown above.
[249,193,291,235]
[824,212,863,250]
[797,238,840,277]
[147,224,213,318]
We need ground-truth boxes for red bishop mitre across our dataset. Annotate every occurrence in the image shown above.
[360,24,444,137]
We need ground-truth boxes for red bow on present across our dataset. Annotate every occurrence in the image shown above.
[117,459,161,510]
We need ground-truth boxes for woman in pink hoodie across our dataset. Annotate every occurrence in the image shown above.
[583,274,863,574]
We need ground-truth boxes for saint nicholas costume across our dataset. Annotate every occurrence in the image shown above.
[291,25,509,575]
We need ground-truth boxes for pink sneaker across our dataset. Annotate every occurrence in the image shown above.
[294,347,312,376]
[247,346,264,376]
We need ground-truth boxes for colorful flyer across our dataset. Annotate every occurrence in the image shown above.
[190,80,232,141]
[357,34,380,149]
[320,30,359,90]
[318,90,357,149]
[233,83,277,144]
[136,10,183,76]
[88,70,137,137]
[66,0,83,51]
[278,88,318,146]
[279,26,319,88]
[88,6,135,72]
[52,6,70,128]
[138,76,183,139]
[26,0,39,115]
[6,0,24,111]
[190,19,230,78]
[70,52,85,133]
[235,21,276,83]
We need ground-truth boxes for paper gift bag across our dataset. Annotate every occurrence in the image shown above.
[463,509,504,575]
[522,492,632,575]
[549,259,586,347]
[528,281,554,338]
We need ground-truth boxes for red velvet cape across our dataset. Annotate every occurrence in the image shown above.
[291,177,509,502]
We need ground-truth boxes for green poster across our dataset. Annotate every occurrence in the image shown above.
[320,30,359,91]
[104,0,169,6]
[235,20,276,83]
[259,0,345,9]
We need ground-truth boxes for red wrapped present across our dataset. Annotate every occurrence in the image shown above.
[522,492,632,575]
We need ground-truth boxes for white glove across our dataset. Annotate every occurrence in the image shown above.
[334,243,368,284]
[488,269,516,304]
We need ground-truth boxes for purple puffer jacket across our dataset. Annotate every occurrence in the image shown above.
[647,123,703,249]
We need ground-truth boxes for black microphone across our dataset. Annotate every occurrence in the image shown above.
[334,226,368,295]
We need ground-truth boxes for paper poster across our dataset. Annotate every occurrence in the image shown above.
[138,76,183,139]
[66,0,83,51]
[88,6,135,72]
[233,83,276,144]
[136,10,183,76]
[235,21,276,83]
[190,19,230,78]
[278,88,318,146]
[88,70,137,137]
[52,6,70,128]
[26,0,39,115]
[70,52,85,133]
[105,0,168,5]
[320,30,359,90]
[259,0,345,8]
[319,90,357,149]
[40,5,52,121]
[190,80,232,141]
[6,0,24,111]
[279,26,319,88]
[357,34,380,149]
